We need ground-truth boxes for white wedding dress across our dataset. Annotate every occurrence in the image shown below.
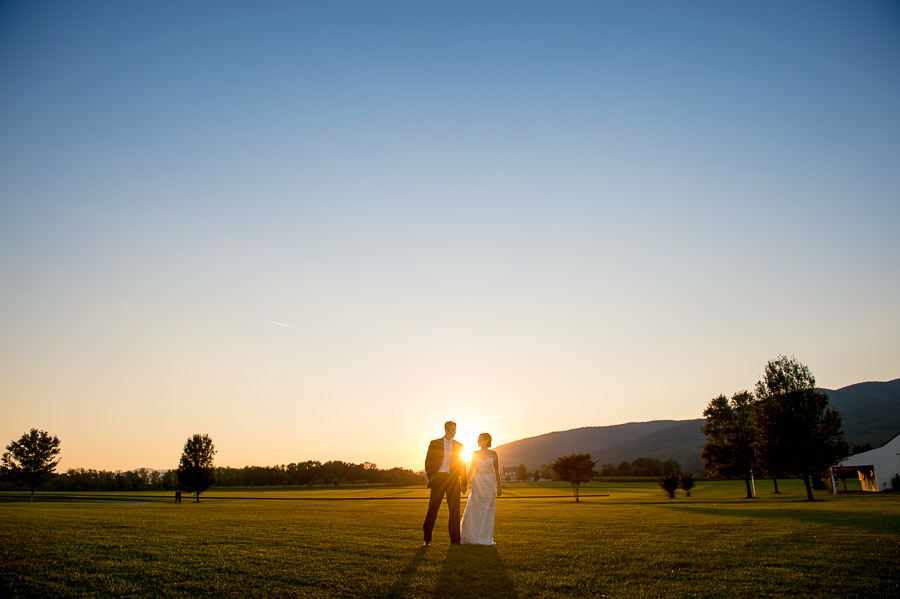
[460,455,496,545]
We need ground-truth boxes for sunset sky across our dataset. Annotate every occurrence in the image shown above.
[1,1,898,472]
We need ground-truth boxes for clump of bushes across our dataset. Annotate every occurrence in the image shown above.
[658,473,679,498]
[658,473,696,498]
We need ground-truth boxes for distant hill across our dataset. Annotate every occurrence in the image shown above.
[495,420,706,473]
[591,419,706,473]
[822,378,900,448]
[495,378,900,474]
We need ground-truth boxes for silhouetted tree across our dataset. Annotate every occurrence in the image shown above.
[551,453,596,502]
[754,356,848,502]
[516,464,529,482]
[177,434,216,502]
[658,473,679,498]
[754,355,816,493]
[1,429,61,501]
[701,390,757,498]
[755,388,847,501]
[679,473,695,497]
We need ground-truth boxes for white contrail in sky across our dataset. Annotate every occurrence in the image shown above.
[265,320,292,328]
[117,295,129,310]
[190,54,202,72]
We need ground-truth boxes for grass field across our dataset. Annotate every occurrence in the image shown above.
[2,480,899,598]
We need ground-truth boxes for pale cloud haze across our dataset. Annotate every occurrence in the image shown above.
[1,1,898,472]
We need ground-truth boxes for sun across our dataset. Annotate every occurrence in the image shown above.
[453,423,480,465]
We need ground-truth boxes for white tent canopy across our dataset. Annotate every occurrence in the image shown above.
[835,433,900,492]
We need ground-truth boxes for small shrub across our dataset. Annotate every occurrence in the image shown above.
[658,473,679,499]
[679,473,695,497]
[891,473,900,492]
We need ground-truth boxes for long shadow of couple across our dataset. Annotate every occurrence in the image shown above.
[386,544,518,598]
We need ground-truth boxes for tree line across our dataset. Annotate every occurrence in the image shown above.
[510,457,685,483]
[548,452,693,501]
[44,468,177,492]
[596,457,684,477]
[12,461,426,494]
[1,430,424,499]
[214,461,425,487]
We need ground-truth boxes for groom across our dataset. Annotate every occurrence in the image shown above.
[423,421,467,545]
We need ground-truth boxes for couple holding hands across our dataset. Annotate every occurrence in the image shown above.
[422,421,502,546]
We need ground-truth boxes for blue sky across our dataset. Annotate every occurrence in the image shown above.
[1,1,898,471]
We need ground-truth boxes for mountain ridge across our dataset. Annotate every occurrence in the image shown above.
[495,378,900,473]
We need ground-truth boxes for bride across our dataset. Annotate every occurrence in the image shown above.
[460,433,503,545]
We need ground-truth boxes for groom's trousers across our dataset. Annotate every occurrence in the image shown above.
[423,472,461,544]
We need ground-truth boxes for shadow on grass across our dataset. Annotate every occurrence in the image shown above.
[385,546,428,598]
[664,504,900,534]
[432,544,518,599]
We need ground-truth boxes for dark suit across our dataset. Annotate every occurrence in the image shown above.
[423,437,467,544]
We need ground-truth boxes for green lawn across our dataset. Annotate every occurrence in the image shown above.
[1,481,898,598]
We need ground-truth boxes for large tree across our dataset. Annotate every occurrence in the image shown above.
[754,355,818,493]
[1,429,61,501]
[551,453,596,502]
[177,434,216,502]
[754,356,848,501]
[701,391,757,498]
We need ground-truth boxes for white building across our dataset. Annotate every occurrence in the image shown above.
[834,433,900,492]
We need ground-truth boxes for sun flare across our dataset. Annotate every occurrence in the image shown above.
[449,416,506,467]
